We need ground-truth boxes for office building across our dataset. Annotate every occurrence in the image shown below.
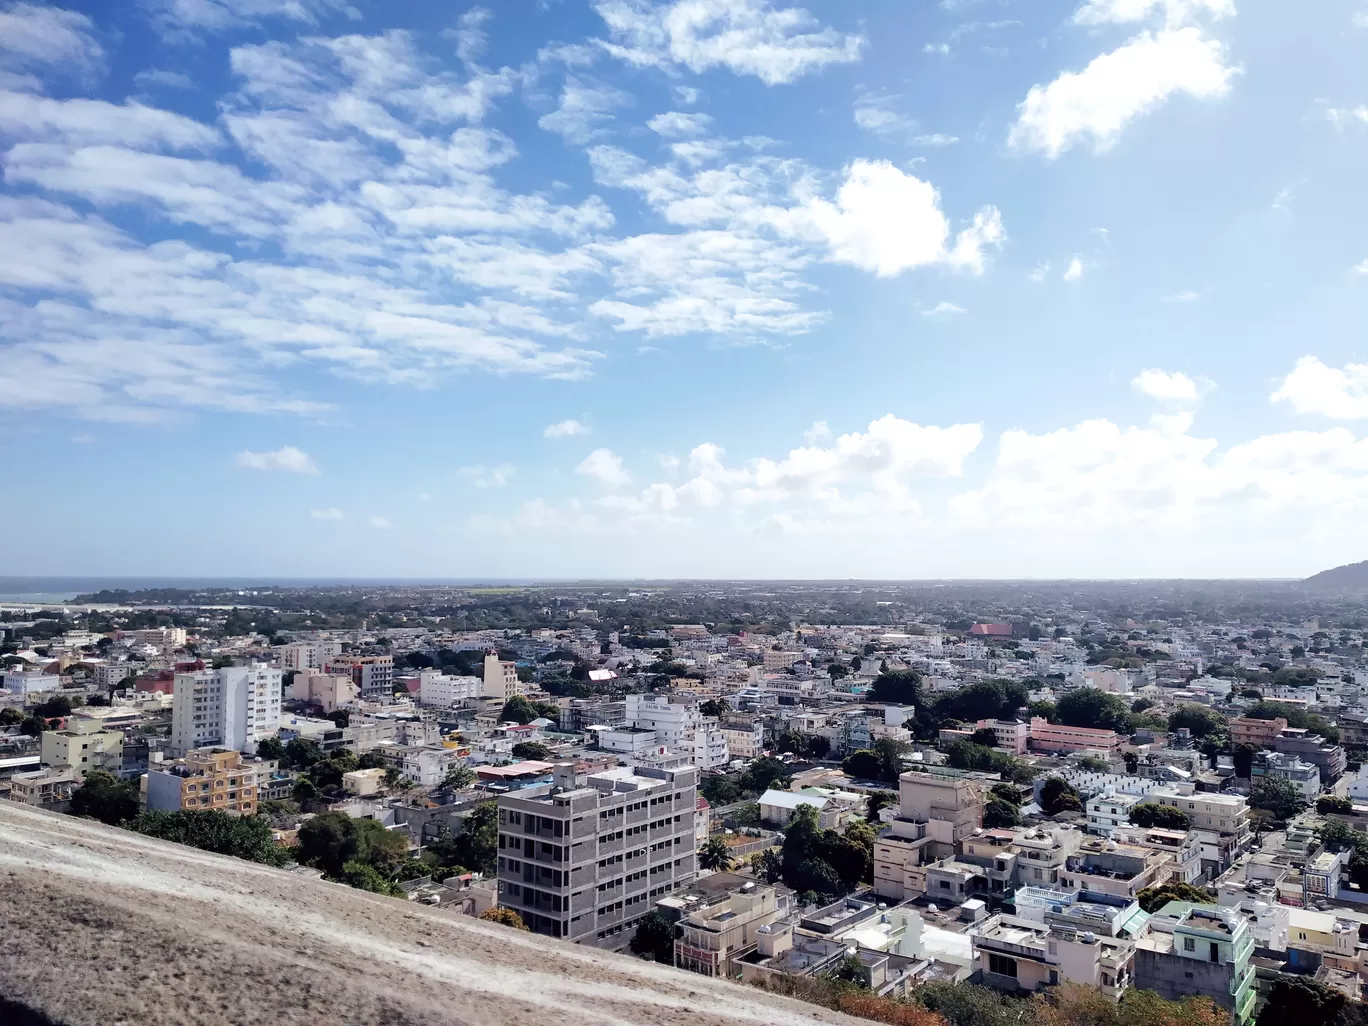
[483,651,522,702]
[496,763,698,948]
[418,671,483,709]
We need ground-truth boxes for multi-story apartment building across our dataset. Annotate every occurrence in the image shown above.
[1055,836,1169,902]
[124,627,187,651]
[496,763,698,948]
[873,767,984,901]
[417,671,482,709]
[279,639,341,672]
[1029,717,1122,755]
[1228,716,1287,748]
[623,694,730,770]
[1133,906,1256,1023]
[329,655,394,701]
[1267,727,1346,783]
[289,672,358,713]
[972,914,1134,1000]
[482,651,522,702]
[1110,825,1204,884]
[94,663,136,691]
[1,672,59,698]
[1148,788,1251,877]
[1086,792,1147,837]
[143,748,260,815]
[665,873,786,977]
[40,716,124,779]
[974,718,1030,754]
[720,720,764,760]
[1252,751,1321,800]
[170,665,282,757]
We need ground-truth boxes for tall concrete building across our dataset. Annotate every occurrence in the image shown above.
[40,717,124,779]
[496,763,698,948]
[484,651,522,702]
[873,766,984,902]
[623,693,730,771]
[328,655,394,701]
[170,665,282,757]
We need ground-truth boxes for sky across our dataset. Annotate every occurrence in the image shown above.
[1,0,1367,580]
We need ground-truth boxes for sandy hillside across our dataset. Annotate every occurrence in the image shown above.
[0,802,861,1026]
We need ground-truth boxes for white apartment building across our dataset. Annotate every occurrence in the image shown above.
[94,664,135,690]
[1,672,60,698]
[1086,792,1148,837]
[721,722,764,760]
[419,671,483,709]
[327,655,394,701]
[483,651,523,701]
[624,694,729,771]
[1148,786,1251,877]
[170,665,282,757]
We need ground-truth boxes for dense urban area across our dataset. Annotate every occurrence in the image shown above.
[10,573,1368,1026]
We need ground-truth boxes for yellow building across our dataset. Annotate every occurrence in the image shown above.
[40,716,124,779]
[143,748,259,814]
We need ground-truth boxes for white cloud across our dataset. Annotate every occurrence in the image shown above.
[923,42,950,55]
[545,419,590,438]
[1162,289,1201,302]
[143,0,348,37]
[1008,28,1237,158]
[853,95,916,139]
[593,0,864,85]
[648,111,713,138]
[914,133,959,147]
[673,85,701,105]
[1029,261,1050,283]
[235,446,319,474]
[576,447,631,489]
[367,515,392,530]
[1355,259,1368,275]
[1063,256,1084,281]
[0,2,104,81]
[803,421,832,444]
[923,301,966,318]
[1133,368,1201,402]
[538,78,631,144]
[453,6,492,64]
[0,91,220,149]
[1271,356,1368,420]
[1355,10,1368,27]
[461,463,517,488]
[133,69,193,91]
[1072,0,1235,28]
[310,507,344,520]
[1324,106,1368,129]
[806,159,1005,277]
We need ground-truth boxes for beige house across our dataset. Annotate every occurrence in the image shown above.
[40,716,124,779]
[663,873,786,977]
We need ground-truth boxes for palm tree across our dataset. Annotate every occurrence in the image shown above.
[699,837,736,872]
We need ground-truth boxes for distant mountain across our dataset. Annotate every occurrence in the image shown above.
[1303,560,1368,592]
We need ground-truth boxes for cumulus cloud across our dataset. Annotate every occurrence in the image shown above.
[1063,256,1084,281]
[806,160,1005,277]
[1008,28,1237,158]
[235,446,319,474]
[310,507,344,520]
[544,419,590,438]
[576,448,631,489]
[367,515,392,530]
[1132,368,1202,402]
[538,78,631,144]
[1272,356,1368,420]
[923,301,966,318]
[593,0,864,85]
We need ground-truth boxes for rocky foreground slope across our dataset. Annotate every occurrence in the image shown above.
[0,802,858,1026]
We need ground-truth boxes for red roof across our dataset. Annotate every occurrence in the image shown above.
[696,796,710,810]
[968,623,1012,637]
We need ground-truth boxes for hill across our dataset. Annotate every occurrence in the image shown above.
[1302,560,1368,592]
[0,802,857,1026]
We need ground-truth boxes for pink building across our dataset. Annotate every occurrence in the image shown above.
[975,718,1030,754]
[968,623,1013,637]
[1029,717,1122,754]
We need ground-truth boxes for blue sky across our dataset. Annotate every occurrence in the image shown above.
[2,0,1368,579]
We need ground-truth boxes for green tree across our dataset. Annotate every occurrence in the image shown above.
[749,848,783,883]
[442,763,476,790]
[843,749,883,780]
[128,809,292,866]
[629,911,678,963]
[1167,703,1227,738]
[1255,976,1361,1026]
[1129,803,1191,830]
[510,741,551,761]
[1135,880,1216,913]
[34,695,73,719]
[699,836,736,871]
[1055,688,1132,733]
[699,698,731,718]
[1077,754,1109,773]
[69,770,139,825]
[1249,776,1307,822]
[983,796,1021,829]
[825,953,868,987]
[866,789,898,823]
[285,736,323,770]
[338,859,403,896]
[869,669,922,705]
[1038,776,1084,815]
[499,695,537,724]
[255,736,286,761]
[739,756,793,795]
[296,811,409,878]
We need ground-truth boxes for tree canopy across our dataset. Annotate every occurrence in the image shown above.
[1054,688,1133,734]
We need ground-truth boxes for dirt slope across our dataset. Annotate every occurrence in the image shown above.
[0,802,859,1026]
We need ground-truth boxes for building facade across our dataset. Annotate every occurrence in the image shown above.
[40,717,124,779]
[496,763,698,948]
[170,665,282,756]
[1133,906,1256,1023]
[143,748,260,815]
[483,651,522,702]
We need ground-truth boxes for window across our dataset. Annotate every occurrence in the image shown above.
[987,954,1017,978]
[1183,937,1195,951]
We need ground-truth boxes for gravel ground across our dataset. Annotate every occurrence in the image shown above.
[0,802,858,1026]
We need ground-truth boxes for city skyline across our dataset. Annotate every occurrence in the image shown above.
[2,0,1367,578]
